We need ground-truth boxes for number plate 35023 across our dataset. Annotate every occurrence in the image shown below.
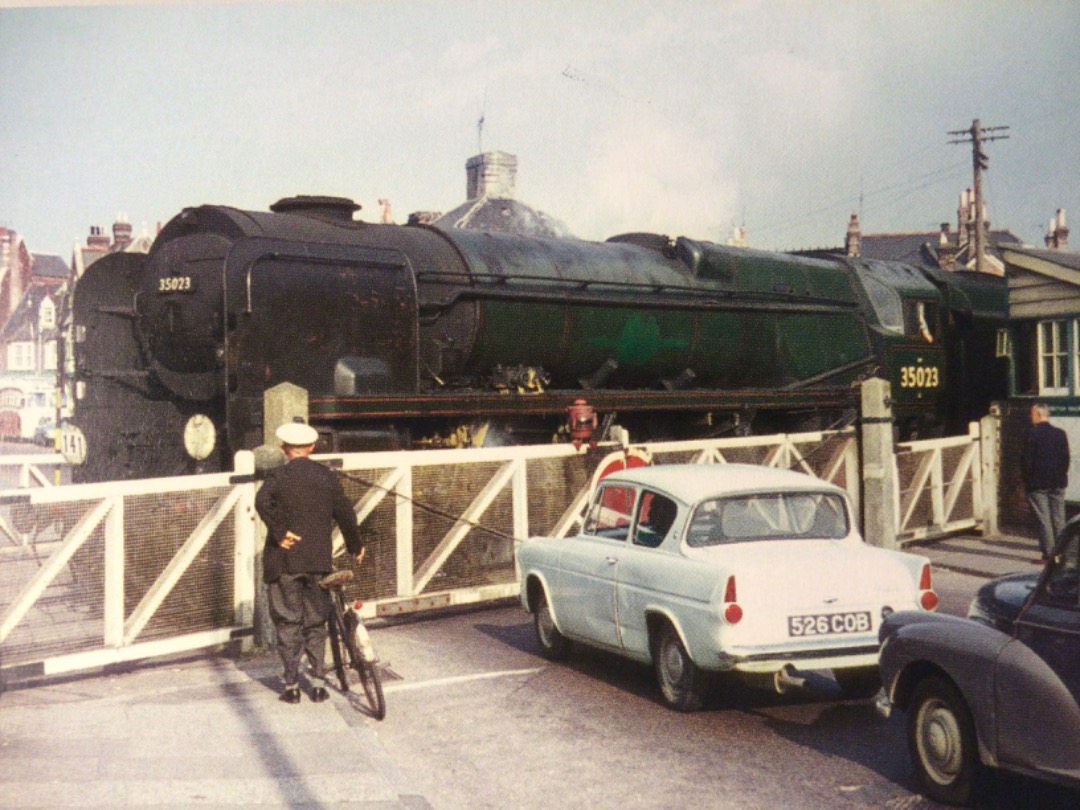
[788,611,871,637]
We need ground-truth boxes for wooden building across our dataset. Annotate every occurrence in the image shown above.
[999,239,1080,532]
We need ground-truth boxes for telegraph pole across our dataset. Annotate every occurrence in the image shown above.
[948,119,1009,274]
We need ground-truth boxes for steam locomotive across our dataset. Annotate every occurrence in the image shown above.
[70,195,1006,482]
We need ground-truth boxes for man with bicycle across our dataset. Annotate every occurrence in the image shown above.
[256,420,365,704]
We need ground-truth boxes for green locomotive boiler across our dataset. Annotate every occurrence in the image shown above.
[70,195,1005,481]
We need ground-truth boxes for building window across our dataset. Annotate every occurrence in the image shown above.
[995,328,1010,358]
[39,297,56,329]
[1038,320,1069,395]
[43,340,57,371]
[7,342,34,371]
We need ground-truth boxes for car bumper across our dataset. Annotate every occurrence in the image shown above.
[717,642,881,674]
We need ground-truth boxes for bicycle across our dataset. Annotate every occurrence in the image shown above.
[318,569,386,720]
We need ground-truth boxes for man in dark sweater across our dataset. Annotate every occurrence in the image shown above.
[1022,403,1071,560]
[256,421,365,703]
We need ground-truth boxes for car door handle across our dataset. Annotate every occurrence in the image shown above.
[605,557,618,565]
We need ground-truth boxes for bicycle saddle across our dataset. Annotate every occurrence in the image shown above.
[319,570,354,589]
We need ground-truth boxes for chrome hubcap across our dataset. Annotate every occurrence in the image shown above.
[918,699,962,784]
[538,606,555,646]
[661,638,685,685]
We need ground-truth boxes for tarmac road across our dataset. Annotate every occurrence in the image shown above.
[0,532,1076,809]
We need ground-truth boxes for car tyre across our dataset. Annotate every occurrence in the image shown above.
[835,666,882,700]
[654,623,708,712]
[907,675,981,806]
[533,590,570,661]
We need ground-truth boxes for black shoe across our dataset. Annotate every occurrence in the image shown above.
[279,685,301,704]
[311,686,329,703]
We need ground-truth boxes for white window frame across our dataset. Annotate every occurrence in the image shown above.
[39,297,56,329]
[7,342,34,372]
[43,339,58,371]
[1037,319,1070,395]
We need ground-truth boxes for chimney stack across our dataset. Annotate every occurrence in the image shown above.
[937,223,958,271]
[844,213,861,257]
[112,213,133,248]
[87,225,110,251]
[959,188,975,248]
[466,151,517,201]
[1046,209,1069,250]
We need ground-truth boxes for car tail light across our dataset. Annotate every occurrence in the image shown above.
[918,563,938,611]
[723,575,743,624]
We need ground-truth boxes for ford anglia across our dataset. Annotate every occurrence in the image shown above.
[517,463,938,711]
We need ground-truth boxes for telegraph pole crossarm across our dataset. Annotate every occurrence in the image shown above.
[947,118,1010,274]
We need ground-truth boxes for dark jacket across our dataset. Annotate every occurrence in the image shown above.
[255,456,364,583]
[1022,421,1071,492]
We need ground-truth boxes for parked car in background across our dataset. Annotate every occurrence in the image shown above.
[878,517,1080,806]
[33,417,56,447]
[32,417,70,448]
[517,463,938,711]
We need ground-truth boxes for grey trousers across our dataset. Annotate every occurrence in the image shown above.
[1027,488,1066,557]
[268,573,332,685]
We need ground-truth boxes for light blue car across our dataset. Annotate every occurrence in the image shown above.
[518,463,938,711]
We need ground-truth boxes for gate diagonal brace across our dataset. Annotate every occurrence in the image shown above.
[412,459,521,595]
[0,497,115,645]
[124,488,242,645]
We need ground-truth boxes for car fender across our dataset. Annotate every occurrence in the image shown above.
[639,600,727,671]
[880,611,1010,768]
[994,635,1080,782]
[521,569,560,623]
[643,606,696,662]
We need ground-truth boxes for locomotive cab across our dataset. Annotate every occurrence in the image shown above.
[844,259,946,437]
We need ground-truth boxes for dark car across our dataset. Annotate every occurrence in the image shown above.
[877,518,1080,806]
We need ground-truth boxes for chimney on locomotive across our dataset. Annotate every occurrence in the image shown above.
[269,195,361,222]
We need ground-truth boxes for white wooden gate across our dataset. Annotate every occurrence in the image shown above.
[0,422,986,679]
[895,423,985,543]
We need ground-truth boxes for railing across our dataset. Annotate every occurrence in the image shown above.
[0,451,68,488]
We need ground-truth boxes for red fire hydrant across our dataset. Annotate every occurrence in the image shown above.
[566,398,598,450]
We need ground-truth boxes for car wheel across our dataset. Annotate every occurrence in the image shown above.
[533,590,570,661]
[907,675,981,806]
[654,623,708,712]
[835,666,882,700]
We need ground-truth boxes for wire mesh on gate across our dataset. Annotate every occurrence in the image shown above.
[0,487,239,670]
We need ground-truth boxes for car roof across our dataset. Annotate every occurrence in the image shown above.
[601,463,845,504]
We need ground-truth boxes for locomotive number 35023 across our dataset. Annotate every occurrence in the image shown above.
[899,365,939,388]
[158,276,194,292]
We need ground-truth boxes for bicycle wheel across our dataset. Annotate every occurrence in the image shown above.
[343,612,386,720]
[325,598,351,692]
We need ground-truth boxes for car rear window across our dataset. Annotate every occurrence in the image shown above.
[686,492,848,546]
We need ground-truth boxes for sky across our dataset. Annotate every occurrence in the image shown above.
[1,0,1078,260]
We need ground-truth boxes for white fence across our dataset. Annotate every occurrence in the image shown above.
[0,423,988,680]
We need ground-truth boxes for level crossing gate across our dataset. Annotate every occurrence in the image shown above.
[0,422,989,682]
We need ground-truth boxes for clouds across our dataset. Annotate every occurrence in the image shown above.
[1,1,1077,258]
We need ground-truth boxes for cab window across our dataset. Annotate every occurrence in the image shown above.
[583,485,636,541]
[633,491,678,548]
[905,301,936,343]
